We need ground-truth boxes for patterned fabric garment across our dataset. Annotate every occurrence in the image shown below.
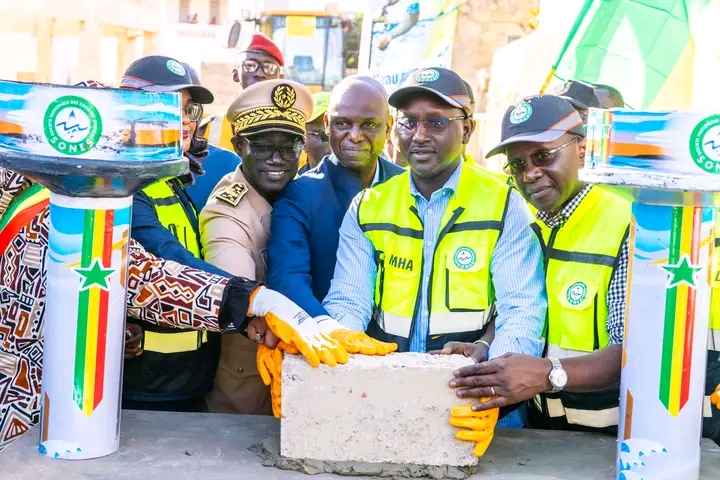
[0,168,230,451]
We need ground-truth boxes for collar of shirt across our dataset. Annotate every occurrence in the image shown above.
[409,162,462,200]
[536,184,593,229]
[370,160,381,187]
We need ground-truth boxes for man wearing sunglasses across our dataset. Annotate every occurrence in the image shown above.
[449,94,631,436]
[199,79,313,415]
[232,33,284,89]
[118,55,231,413]
[323,68,547,434]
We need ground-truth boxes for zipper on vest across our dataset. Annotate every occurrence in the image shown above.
[406,205,426,342]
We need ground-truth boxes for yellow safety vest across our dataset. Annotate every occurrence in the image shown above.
[532,186,630,431]
[356,163,511,352]
[138,178,206,353]
[709,219,720,351]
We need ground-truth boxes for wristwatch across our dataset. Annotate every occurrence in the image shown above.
[547,357,568,393]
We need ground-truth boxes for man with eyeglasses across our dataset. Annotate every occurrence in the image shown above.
[322,68,547,435]
[449,94,631,436]
[266,75,404,320]
[298,91,332,175]
[199,79,313,415]
[232,33,284,89]
[118,55,231,413]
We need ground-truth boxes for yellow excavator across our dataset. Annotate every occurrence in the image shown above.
[203,10,348,154]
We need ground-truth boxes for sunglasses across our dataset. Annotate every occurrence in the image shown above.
[307,131,329,143]
[183,102,203,122]
[395,115,465,134]
[242,60,280,76]
[248,141,304,161]
[503,136,579,176]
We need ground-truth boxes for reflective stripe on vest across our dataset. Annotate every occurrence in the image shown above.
[535,186,630,430]
[140,178,205,353]
[357,163,510,342]
[142,179,201,258]
[541,186,630,355]
[0,184,50,252]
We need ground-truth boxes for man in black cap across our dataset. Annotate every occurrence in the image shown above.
[554,79,601,124]
[323,68,547,440]
[593,83,625,108]
[448,94,631,436]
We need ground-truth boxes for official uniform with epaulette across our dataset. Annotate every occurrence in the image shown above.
[199,79,313,415]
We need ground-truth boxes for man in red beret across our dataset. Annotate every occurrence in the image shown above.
[232,33,285,89]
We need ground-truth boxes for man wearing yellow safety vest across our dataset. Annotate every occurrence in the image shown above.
[118,55,230,412]
[448,94,630,435]
[323,68,547,434]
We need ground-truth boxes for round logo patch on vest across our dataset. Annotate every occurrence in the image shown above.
[166,59,186,77]
[509,102,532,124]
[690,114,720,174]
[566,282,587,306]
[453,247,476,270]
[43,95,103,156]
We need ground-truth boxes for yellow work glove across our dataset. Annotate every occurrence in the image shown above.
[315,315,398,355]
[248,287,349,367]
[257,341,298,418]
[711,385,720,409]
[448,402,499,457]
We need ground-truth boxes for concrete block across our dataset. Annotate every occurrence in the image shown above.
[281,352,477,467]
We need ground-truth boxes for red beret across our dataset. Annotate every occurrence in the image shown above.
[244,33,284,67]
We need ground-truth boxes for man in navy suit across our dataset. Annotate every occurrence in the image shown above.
[267,76,404,316]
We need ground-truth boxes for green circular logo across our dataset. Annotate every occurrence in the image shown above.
[509,102,532,124]
[566,282,587,306]
[43,95,102,156]
[453,247,476,270]
[167,59,186,76]
[416,69,439,83]
[690,114,720,174]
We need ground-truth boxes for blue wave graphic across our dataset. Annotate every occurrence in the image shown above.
[633,204,714,254]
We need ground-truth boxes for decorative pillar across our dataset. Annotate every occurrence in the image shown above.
[0,80,186,459]
[583,108,715,480]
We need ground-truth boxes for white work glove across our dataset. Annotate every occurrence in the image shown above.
[315,315,398,356]
[248,287,348,367]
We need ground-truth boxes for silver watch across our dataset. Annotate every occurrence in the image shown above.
[547,357,568,393]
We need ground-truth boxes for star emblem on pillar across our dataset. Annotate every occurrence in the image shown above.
[73,259,115,291]
[659,254,702,289]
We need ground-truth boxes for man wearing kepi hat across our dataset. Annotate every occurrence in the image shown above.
[199,80,310,415]
[450,94,631,436]
[232,33,284,89]
[323,67,547,442]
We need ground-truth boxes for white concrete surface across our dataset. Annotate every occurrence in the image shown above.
[281,352,478,466]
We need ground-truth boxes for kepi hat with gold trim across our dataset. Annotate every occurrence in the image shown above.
[227,79,313,137]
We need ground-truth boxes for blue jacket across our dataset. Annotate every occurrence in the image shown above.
[185,145,241,211]
[267,155,404,317]
[132,176,228,278]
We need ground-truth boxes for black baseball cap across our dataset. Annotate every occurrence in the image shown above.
[119,55,214,104]
[388,67,472,116]
[485,94,585,158]
[555,80,600,110]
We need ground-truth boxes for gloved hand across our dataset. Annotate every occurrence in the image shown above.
[448,402,499,457]
[315,316,397,356]
[249,287,349,368]
[711,385,720,409]
[257,341,298,418]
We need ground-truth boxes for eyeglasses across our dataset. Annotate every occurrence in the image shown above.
[395,115,465,134]
[248,141,304,161]
[503,136,579,175]
[183,102,203,122]
[307,131,329,143]
[241,60,280,76]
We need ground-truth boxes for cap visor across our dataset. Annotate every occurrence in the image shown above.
[239,125,305,138]
[560,96,589,111]
[389,86,465,113]
[485,129,567,159]
[307,110,326,123]
[140,84,215,104]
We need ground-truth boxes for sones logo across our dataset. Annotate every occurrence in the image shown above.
[43,96,102,156]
